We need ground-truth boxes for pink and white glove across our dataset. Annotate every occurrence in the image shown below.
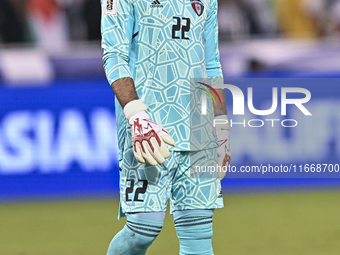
[124,100,176,166]
[215,115,231,180]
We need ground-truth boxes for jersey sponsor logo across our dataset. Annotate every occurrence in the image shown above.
[190,0,204,16]
[150,0,163,8]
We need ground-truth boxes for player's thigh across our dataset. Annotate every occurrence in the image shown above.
[119,146,177,214]
[170,148,223,212]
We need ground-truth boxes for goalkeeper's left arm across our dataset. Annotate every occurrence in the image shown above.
[204,0,231,179]
[213,90,230,180]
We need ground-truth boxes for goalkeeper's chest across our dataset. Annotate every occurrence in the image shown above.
[134,0,210,40]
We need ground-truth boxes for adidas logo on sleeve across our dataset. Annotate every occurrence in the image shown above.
[150,0,163,8]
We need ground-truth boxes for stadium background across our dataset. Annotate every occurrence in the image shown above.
[1,0,340,254]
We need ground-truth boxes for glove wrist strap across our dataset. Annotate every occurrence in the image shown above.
[123,100,148,120]
[215,115,229,131]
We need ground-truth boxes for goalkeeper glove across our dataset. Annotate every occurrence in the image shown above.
[124,100,176,166]
[215,115,231,180]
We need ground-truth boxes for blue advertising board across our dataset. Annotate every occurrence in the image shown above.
[0,78,120,199]
[0,77,340,200]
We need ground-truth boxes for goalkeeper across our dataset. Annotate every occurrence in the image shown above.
[101,0,230,254]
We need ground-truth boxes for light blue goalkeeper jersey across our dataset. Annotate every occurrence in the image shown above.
[101,0,223,160]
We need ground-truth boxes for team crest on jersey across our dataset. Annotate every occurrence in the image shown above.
[190,0,204,16]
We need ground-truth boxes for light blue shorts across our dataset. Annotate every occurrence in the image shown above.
[118,146,224,219]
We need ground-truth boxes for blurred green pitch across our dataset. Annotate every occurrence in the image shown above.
[1,190,340,255]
